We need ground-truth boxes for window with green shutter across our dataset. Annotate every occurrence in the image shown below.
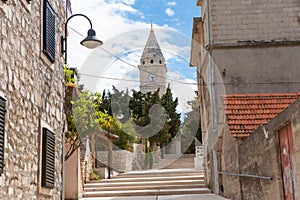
[0,97,6,175]
[41,128,55,188]
[43,0,56,63]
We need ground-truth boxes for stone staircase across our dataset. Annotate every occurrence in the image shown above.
[162,156,195,169]
[152,154,196,170]
[82,168,211,198]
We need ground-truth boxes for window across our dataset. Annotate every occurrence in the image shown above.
[0,97,6,175]
[41,127,55,189]
[43,0,56,63]
[150,59,154,64]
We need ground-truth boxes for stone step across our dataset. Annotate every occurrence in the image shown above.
[83,168,209,198]
[163,158,195,169]
[85,179,205,188]
[88,175,204,183]
[117,172,202,178]
[83,188,211,198]
[117,169,203,178]
[84,183,206,192]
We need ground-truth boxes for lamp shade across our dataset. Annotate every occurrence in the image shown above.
[80,29,103,49]
[116,110,124,120]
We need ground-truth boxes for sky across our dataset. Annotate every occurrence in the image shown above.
[67,0,201,115]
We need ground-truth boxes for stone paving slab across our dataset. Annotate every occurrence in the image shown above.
[82,194,231,200]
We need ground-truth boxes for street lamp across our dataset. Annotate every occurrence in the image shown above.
[107,102,124,179]
[61,13,103,198]
[61,13,103,64]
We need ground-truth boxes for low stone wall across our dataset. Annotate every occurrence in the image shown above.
[97,150,135,172]
[219,100,300,199]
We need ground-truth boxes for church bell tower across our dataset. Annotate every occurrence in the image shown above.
[138,26,167,95]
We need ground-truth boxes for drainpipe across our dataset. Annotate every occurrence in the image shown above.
[206,0,211,49]
[209,56,215,131]
[61,118,66,200]
[206,0,219,194]
[213,149,219,194]
[206,0,215,131]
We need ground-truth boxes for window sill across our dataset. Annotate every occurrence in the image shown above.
[38,186,53,196]
[40,52,55,71]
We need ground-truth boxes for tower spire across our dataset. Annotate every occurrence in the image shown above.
[138,26,168,95]
[140,27,165,65]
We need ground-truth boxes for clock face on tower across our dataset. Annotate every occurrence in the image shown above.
[148,74,156,82]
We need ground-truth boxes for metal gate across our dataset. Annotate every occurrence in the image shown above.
[279,123,296,200]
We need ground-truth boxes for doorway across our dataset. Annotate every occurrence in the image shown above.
[279,123,296,200]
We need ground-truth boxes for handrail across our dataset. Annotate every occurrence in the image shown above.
[218,171,273,180]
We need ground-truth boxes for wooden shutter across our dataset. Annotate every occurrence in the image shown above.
[41,128,55,188]
[0,97,6,175]
[43,0,56,63]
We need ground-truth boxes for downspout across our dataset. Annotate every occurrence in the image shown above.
[61,119,66,200]
[206,0,211,49]
[206,0,215,131]
[207,0,219,194]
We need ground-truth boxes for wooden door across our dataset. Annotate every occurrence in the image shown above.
[279,123,296,200]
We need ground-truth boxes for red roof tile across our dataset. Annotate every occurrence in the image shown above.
[222,93,300,138]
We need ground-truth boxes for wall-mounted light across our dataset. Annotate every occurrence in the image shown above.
[61,13,103,64]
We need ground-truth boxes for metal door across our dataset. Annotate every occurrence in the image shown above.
[279,123,296,200]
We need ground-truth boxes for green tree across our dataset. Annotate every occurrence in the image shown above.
[72,91,101,138]
[129,88,180,148]
[181,99,201,154]
[161,85,181,140]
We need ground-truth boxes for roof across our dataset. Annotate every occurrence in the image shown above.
[141,28,164,60]
[222,93,300,138]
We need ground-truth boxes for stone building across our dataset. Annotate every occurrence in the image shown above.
[138,26,167,95]
[190,0,300,199]
[0,0,65,199]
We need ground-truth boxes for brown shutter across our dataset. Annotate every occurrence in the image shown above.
[41,128,55,188]
[0,97,6,175]
[43,0,56,63]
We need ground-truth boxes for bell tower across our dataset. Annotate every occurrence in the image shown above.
[138,26,167,95]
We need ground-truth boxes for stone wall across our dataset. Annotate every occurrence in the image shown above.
[208,0,300,44]
[212,46,300,94]
[219,128,241,200]
[218,99,300,199]
[195,1,300,199]
[197,0,300,94]
[97,150,135,172]
[0,0,65,199]
[237,125,283,199]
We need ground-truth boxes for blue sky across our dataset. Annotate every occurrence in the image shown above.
[67,0,201,113]
[121,0,200,36]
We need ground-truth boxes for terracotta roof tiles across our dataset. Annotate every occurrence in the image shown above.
[222,93,300,138]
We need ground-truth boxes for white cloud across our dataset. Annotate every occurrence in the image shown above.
[110,0,136,5]
[165,8,175,17]
[167,1,177,6]
[67,0,174,70]
[67,0,196,115]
